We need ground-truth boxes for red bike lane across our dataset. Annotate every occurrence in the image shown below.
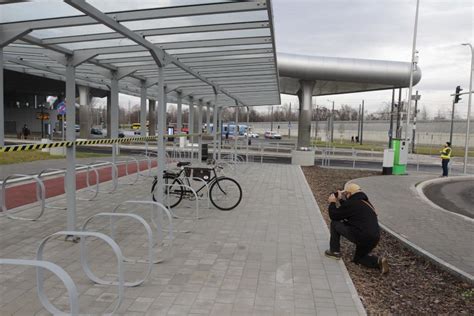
[2,160,157,210]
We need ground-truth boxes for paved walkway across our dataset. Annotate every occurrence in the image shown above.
[353,175,474,279]
[0,163,364,315]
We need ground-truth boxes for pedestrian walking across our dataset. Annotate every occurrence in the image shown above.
[325,183,389,274]
[22,124,31,140]
[440,141,452,177]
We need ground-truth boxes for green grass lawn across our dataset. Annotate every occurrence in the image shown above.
[0,150,108,165]
[312,140,474,157]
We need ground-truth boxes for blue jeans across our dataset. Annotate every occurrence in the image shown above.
[442,159,450,176]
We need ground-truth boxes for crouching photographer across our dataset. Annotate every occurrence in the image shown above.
[325,183,389,274]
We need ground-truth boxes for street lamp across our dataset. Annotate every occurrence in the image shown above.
[462,43,473,174]
[404,0,421,142]
[327,99,335,143]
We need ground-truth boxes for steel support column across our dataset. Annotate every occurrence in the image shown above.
[155,66,166,204]
[140,82,147,137]
[218,106,223,160]
[65,59,76,231]
[106,91,111,138]
[176,93,182,132]
[188,99,195,152]
[193,102,201,145]
[110,72,119,160]
[78,85,91,139]
[197,101,203,161]
[206,104,211,133]
[0,48,4,147]
[234,107,239,159]
[110,74,119,139]
[213,95,218,160]
[297,80,315,149]
[149,99,156,135]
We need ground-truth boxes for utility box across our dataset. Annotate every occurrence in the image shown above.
[382,149,394,175]
[392,139,408,175]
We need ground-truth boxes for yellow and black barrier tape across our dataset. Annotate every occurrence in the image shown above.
[0,133,205,153]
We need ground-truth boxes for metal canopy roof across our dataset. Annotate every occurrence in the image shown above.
[0,0,281,106]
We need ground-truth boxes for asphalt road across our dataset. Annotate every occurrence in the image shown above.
[424,180,474,219]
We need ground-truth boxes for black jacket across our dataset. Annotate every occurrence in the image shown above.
[329,192,380,242]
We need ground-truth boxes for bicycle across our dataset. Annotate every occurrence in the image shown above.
[151,161,242,211]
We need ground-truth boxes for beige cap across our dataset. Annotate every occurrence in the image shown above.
[343,183,361,194]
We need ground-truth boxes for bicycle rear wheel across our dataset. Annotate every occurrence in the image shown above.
[209,177,242,211]
[152,175,184,208]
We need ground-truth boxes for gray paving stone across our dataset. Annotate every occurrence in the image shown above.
[0,163,365,315]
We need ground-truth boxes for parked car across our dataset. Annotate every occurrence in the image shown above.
[90,128,103,135]
[264,131,282,139]
[75,124,80,133]
[131,123,141,130]
[244,132,259,138]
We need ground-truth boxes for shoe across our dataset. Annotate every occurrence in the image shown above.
[325,250,341,260]
[378,257,389,274]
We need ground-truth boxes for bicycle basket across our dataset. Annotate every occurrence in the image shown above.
[184,167,212,181]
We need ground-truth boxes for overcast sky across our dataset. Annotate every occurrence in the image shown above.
[273,0,473,118]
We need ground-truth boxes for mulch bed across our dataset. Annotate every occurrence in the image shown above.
[302,166,474,315]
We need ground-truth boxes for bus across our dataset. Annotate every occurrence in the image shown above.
[221,123,247,138]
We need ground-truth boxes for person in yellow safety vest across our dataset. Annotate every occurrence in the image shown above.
[440,142,452,177]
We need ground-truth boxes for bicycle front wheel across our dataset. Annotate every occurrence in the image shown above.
[209,177,242,211]
[152,175,184,208]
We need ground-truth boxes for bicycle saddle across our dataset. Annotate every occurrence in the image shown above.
[177,161,191,167]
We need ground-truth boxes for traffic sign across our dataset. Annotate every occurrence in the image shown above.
[57,101,66,115]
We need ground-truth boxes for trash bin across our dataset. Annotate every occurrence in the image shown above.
[201,143,209,162]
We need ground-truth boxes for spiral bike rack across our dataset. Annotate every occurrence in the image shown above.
[115,156,140,185]
[82,212,153,286]
[0,258,79,316]
[112,200,174,263]
[1,174,46,221]
[36,231,124,316]
[76,164,100,201]
[95,161,118,194]
[37,168,67,210]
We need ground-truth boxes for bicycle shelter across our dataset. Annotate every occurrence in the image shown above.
[0,2,280,314]
[0,0,280,231]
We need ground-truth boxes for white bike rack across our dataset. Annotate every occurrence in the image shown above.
[115,156,140,185]
[185,176,211,210]
[76,164,100,201]
[37,168,67,210]
[162,183,200,220]
[0,174,46,221]
[136,155,153,178]
[112,200,174,263]
[36,231,124,316]
[95,161,118,193]
[82,212,153,286]
[0,258,79,316]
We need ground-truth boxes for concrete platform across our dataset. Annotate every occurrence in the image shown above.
[0,163,364,315]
